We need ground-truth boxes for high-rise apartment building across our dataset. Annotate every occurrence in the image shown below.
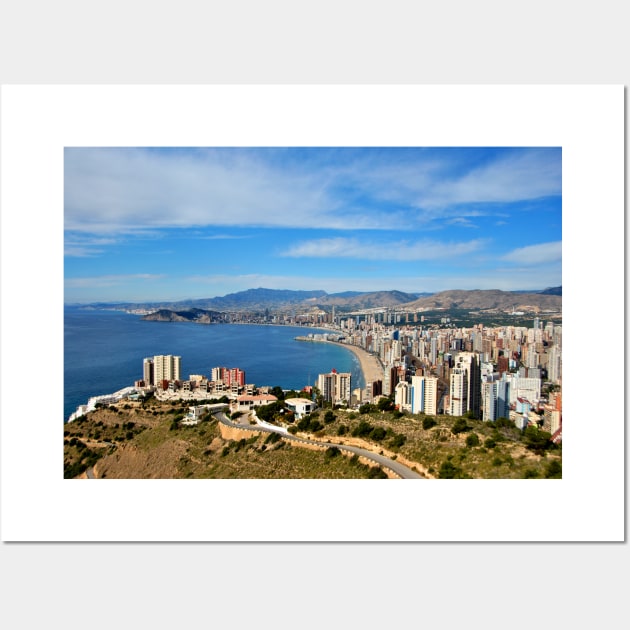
[482,379,510,422]
[153,355,181,384]
[143,357,154,386]
[449,368,468,417]
[504,374,541,405]
[394,381,412,412]
[548,345,562,384]
[448,352,481,418]
[317,369,351,406]
[411,375,438,415]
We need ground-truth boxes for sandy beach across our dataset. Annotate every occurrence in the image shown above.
[330,341,385,385]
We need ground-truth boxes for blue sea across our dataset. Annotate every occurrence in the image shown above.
[64,307,364,421]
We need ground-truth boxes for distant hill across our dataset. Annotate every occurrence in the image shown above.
[539,286,562,296]
[106,288,428,313]
[404,289,561,313]
[311,290,421,310]
[85,286,560,315]
[141,308,227,323]
[175,288,328,311]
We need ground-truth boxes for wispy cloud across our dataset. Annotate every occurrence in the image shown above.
[65,274,164,288]
[197,234,253,241]
[446,217,478,228]
[280,237,488,261]
[414,149,562,210]
[501,241,562,265]
[64,236,119,257]
[65,148,393,235]
[64,147,561,236]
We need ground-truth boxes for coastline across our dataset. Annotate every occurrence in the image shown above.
[330,341,385,386]
[296,337,384,386]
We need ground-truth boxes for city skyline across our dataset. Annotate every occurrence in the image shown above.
[64,147,561,303]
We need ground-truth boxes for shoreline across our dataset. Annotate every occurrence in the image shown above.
[330,341,385,386]
[295,337,384,386]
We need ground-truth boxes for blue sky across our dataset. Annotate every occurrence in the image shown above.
[64,147,561,303]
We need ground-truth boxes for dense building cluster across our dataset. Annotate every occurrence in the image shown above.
[136,355,252,397]
[106,313,562,442]
[330,313,562,438]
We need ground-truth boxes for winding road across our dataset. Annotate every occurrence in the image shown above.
[215,411,425,479]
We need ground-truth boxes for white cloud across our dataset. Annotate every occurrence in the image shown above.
[416,149,562,209]
[64,148,392,235]
[64,235,119,257]
[64,148,561,238]
[501,241,562,265]
[280,237,488,260]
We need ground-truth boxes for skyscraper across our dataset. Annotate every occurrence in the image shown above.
[317,369,351,406]
[482,379,510,422]
[448,352,481,418]
[548,345,562,384]
[153,355,181,384]
[143,357,154,386]
[394,381,411,412]
[411,375,438,415]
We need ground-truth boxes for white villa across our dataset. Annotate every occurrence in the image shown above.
[284,397,317,419]
[232,393,278,414]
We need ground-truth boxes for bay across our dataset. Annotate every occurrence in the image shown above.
[64,307,365,421]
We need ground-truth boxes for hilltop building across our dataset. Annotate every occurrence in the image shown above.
[317,369,351,406]
[154,354,181,385]
[142,355,181,386]
[284,397,317,419]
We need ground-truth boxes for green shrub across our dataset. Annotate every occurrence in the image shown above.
[438,461,463,479]
[465,433,480,448]
[495,417,515,429]
[352,419,374,438]
[367,466,388,479]
[389,433,406,448]
[422,417,437,430]
[325,446,340,459]
[370,427,387,441]
[451,418,470,434]
[522,426,554,454]
[544,460,562,479]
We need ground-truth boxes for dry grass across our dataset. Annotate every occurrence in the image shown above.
[64,402,388,479]
[64,400,561,479]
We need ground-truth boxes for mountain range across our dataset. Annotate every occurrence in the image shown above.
[88,286,561,314]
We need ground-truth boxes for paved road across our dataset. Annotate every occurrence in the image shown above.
[215,412,424,479]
